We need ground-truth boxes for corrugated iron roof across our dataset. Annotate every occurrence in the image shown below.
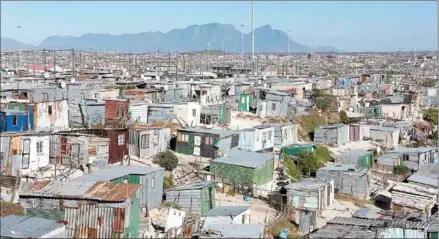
[205,206,250,217]
[329,216,429,229]
[166,181,213,192]
[0,215,65,238]
[213,149,272,168]
[20,181,140,202]
[407,163,438,187]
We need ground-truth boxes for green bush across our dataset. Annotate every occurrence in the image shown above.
[393,164,409,175]
[162,201,182,210]
[422,79,436,88]
[315,146,331,162]
[423,108,438,125]
[163,175,175,190]
[297,150,323,176]
[153,151,179,171]
[339,110,349,124]
[283,155,302,183]
[315,95,337,111]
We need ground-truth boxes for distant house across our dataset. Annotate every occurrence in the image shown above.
[147,102,201,127]
[128,124,171,159]
[237,125,274,152]
[255,123,299,149]
[314,124,349,147]
[200,104,231,125]
[376,147,437,171]
[176,128,239,159]
[255,88,295,118]
[349,123,370,141]
[316,164,371,199]
[72,166,164,210]
[19,180,142,238]
[390,182,437,214]
[339,150,374,169]
[164,181,215,215]
[406,163,438,189]
[203,206,251,228]
[211,149,274,187]
[0,215,66,238]
[0,132,50,177]
[369,126,400,149]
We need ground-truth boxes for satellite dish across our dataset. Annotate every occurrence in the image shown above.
[59,80,66,89]
[44,72,49,79]
[70,77,75,83]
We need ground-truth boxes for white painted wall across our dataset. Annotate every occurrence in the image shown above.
[203,208,251,228]
[165,208,186,234]
[34,100,69,132]
[21,135,50,175]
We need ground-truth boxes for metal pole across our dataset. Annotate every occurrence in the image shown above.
[251,1,254,63]
[17,25,21,68]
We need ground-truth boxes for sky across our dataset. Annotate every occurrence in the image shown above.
[1,1,437,52]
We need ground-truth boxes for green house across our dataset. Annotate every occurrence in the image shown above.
[341,150,374,169]
[211,148,274,186]
[283,144,316,157]
[165,181,216,215]
[239,93,253,112]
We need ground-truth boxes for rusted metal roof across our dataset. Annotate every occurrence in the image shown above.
[20,181,140,202]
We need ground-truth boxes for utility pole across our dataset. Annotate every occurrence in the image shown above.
[72,48,76,79]
[32,50,35,77]
[251,1,255,64]
[53,50,56,76]
[17,25,21,68]
[43,48,47,72]
[168,52,171,72]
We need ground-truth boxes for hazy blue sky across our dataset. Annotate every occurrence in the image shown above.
[1,1,437,51]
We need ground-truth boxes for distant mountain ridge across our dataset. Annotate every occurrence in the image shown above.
[1,23,342,53]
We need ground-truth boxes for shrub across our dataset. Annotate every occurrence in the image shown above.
[422,79,436,88]
[315,146,331,162]
[393,164,409,175]
[153,151,179,171]
[339,110,349,124]
[283,155,302,183]
[163,175,175,190]
[315,95,337,111]
[162,201,182,210]
[297,150,322,176]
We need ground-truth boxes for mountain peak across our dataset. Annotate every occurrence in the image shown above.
[1,23,342,53]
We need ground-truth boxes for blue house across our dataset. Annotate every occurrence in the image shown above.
[0,107,34,133]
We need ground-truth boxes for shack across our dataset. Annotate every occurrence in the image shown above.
[390,182,437,214]
[0,132,50,177]
[176,128,239,158]
[339,149,374,169]
[349,123,371,141]
[369,126,400,149]
[0,110,33,132]
[255,123,299,149]
[314,124,349,147]
[237,125,274,152]
[211,149,274,187]
[164,181,215,215]
[316,164,371,199]
[200,104,231,125]
[407,163,438,189]
[72,166,164,211]
[128,124,171,159]
[19,180,142,238]
[202,206,251,228]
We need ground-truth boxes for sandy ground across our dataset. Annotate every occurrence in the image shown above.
[316,199,360,229]
[328,140,378,159]
[215,191,276,225]
[229,111,263,130]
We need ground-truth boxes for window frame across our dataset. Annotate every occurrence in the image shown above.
[118,134,125,146]
[37,141,43,154]
[48,105,53,115]
[151,177,155,189]
[141,134,150,149]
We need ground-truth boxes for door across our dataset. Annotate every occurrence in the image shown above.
[208,186,214,210]
[70,143,81,166]
[22,138,30,169]
[193,136,201,156]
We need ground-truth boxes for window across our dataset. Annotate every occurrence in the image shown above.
[205,137,213,145]
[118,105,125,117]
[12,116,18,126]
[118,134,125,146]
[179,133,189,143]
[271,103,276,110]
[94,93,99,98]
[192,109,196,117]
[41,93,49,101]
[0,152,4,166]
[151,177,155,189]
[37,141,43,154]
[123,177,128,184]
[141,134,150,149]
[48,106,53,115]
[403,154,409,161]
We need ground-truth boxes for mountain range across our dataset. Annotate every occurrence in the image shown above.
[1,23,342,53]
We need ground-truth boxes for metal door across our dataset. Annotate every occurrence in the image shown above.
[22,139,30,169]
[70,143,81,166]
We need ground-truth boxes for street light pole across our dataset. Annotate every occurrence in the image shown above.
[17,25,21,67]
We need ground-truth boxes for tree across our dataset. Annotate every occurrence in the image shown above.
[153,151,179,171]
[423,108,438,125]
[339,110,349,124]
[297,150,323,176]
[315,95,337,111]
[422,79,436,88]
[283,155,302,182]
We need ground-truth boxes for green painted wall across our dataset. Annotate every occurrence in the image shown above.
[430,232,438,239]
[219,104,227,123]
[176,134,195,155]
[200,185,215,214]
[126,191,141,238]
[283,144,315,157]
[239,94,253,112]
[360,152,374,169]
[7,102,26,111]
[211,158,274,186]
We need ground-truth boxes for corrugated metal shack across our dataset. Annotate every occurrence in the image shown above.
[369,126,400,149]
[349,123,371,141]
[105,99,129,128]
[0,215,67,238]
[122,88,163,102]
[72,166,164,210]
[147,102,201,127]
[314,124,349,147]
[256,123,299,149]
[389,182,437,214]
[200,104,231,124]
[128,124,171,159]
[255,88,296,118]
[0,109,33,132]
[316,164,371,199]
[239,93,254,112]
[165,181,215,215]
[19,180,142,238]
[211,149,274,186]
[203,206,251,228]
[282,143,316,157]
[49,132,110,169]
[237,125,274,152]
[128,101,149,124]
[84,100,105,128]
[176,128,239,159]
[339,150,374,169]
[0,132,50,177]
[75,128,129,164]
[406,163,438,188]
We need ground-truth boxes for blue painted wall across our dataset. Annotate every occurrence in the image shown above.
[0,106,34,132]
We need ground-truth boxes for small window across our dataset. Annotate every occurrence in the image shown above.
[118,134,125,146]
[271,103,276,110]
[48,106,53,115]
[12,116,18,126]
[403,154,409,161]
[118,105,125,117]
[192,109,196,117]
[141,134,150,149]
[0,152,4,166]
[41,93,49,101]
[205,137,211,145]
[151,177,155,189]
[37,141,43,154]
[123,177,128,184]
[94,93,99,98]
